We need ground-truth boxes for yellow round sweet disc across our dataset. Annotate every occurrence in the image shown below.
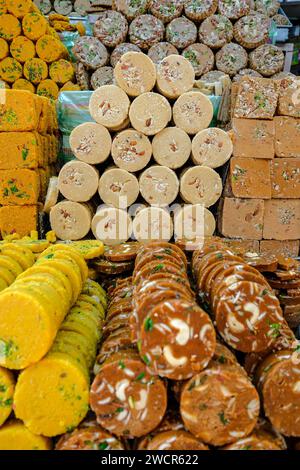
[0,420,52,450]
[14,353,89,436]
[0,367,14,426]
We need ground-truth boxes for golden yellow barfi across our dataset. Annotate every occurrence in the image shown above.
[22,12,47,40]
[0,243,35,270]
[0,57,22,83]
[37,78,59,100]
[0,14,21,41]
[36,34,64,63]
[0,205,38,237]
[0,169,40,205]
[0,420,52,450]
[15,238,49,252]
[0,286,57,369]
[23,58,48,84]
[66,240,105,260]
[0,367,14,427]
[12,78,35,93]
[7,0,33,18]
[0,38,8,61]
[49,59,74,84]
[39,244,88,283]
[14,352,89,436]
[0,90,41,131]
[60,81,81,92]
[0,0,6,15]
[0,132,41,169]
[10,36,35,63]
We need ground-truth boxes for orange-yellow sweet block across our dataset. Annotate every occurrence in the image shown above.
[0,132,41,169]
[0,90,41,131]
[0,169,40,205]
[0,205,38,237]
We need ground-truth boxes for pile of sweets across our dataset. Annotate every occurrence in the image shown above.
[0,239,106,448]
[50,51,233,243]
[0,89,59,238]
[218,75,300,257]
[34,0,112,16]
[0,0,80,98]
[71,0,288,91]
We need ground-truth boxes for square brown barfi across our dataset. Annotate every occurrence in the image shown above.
[278,77,300,118]
[233,77,279,120]
[271,158,300,198]
[230,157,272,199]
[219,197,264,240]
[260,240,300,257]
[232,118,275,159]
[274,116,300,157]
[263,199,300,240]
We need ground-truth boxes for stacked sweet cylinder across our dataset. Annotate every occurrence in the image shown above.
[72,0,289,92]
[0,0,80,98]
[50,51,235,244]
[0,89,58,237]
[219,76,300,255]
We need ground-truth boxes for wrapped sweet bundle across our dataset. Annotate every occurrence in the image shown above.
[0,90,59,237]
[13,277,107,437]
[0,0,79,96]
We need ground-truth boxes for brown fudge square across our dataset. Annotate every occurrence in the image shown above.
[230,157,272,199]
[222,238,260,254]
[274,116,300,157]
[220,197,264,240]
[232,118,275,159]
[271,158,300,198]
[263,199,300,240]
[260,240,300,257]
[233,77,279,120]
[278,77,300,118]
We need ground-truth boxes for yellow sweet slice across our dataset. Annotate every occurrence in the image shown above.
[78,294,104,316]
[22,12,47,41]
[0,420,52,450]
[36,35,64,63]
[7,0,32,18]
[0,255,23,278]
[24,58,48,84]
[0,277,8,292]
[61,315,100,345]
[0,367,14,426]
[64,240,105,260]
[55,330,96,370]
[49,13,70,23]
[49,59,74,85]
[84,279,107,299]
[12,78,35,93]
[15,272,71,315]
[40,245,88,283]
[9,281,64,329]
[60,81,81,92]
[82,280,107,310]
[35,258,81,304]
[14,353,89,436]
[0,288,57,369]
[0,38,8,61]
[0,1,6,15]
[0,57,22,83]
[30,230,38,240]
[74,300,105,323]
[26,263,73,303]
[0,266,16,286]
[51,340,88,373]
[10,36,35,63]
[46,230,57,243]
[0,14,21,41]
[15,239,50,253]
[0,243,35,270]
[37,79,59,100]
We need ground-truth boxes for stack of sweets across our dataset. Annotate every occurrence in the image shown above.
[0,89,59,238]
[219,76,300,257]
